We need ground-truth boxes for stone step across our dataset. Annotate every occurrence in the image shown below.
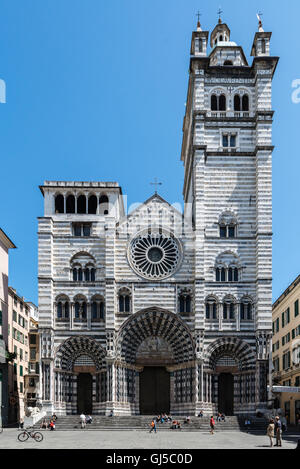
[34,415,268,432]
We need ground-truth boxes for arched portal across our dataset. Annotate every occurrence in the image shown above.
[116,308,196,415]
[203,337,256,416]
[54,336,106,415]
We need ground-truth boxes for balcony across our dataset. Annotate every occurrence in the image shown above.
[207,111,253,119]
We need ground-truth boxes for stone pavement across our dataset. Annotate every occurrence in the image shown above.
[0,428,298,449]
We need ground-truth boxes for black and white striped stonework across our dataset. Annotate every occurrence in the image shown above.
[116,308,195,365]
[55,336,106,371]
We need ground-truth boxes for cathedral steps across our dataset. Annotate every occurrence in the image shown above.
[33,415,268,432]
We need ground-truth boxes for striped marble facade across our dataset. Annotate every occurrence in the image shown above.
[38,19,278,416]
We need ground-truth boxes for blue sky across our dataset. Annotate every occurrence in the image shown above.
[0,0,299,305]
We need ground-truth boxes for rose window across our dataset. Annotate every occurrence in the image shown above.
[128,232,182,279]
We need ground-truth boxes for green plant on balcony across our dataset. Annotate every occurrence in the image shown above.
[6,351,17,362]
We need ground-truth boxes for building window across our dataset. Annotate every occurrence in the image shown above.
[205,299,217,320]
[20,365,23,377]
[222,133,237,148]
[295,300,299,318]
[282,351,291,370]
[211,93,226,111]
[29,335,37,345]
[73,223,91,237]
[118,290,131,313]
[88,195,98,214]
[178,294,192,314]
[56,297,70,320]
[234,94,249,112]
[66,194,75,213]
[216,266,239,282]
[91,297,105,321]
[282,308,290,328]
[77,194,87,214]
[74,298,87,321]
[223,301,235,320]
[273,357,279,372]
[240,302,252,320]
[99,195,109,215]
[55,194,64,213]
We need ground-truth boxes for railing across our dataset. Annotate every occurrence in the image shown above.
[207,111,252,118]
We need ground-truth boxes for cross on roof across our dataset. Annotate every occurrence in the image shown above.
[217,7,223,19]
[150,178,162,194]
[196,11,202,22]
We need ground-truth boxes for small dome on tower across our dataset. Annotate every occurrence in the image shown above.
[210,20,231,48]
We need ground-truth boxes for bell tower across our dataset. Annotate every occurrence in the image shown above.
[181,14,279,414]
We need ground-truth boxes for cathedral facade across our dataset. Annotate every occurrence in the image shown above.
[38,17,278,416]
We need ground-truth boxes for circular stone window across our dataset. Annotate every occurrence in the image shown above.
[128,231,182,280]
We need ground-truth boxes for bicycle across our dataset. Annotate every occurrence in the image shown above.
[17,428,43,442]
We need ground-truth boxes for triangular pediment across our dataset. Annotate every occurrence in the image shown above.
[117,192,183,234]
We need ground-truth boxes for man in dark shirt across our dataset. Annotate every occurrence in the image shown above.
[274,416,282,447]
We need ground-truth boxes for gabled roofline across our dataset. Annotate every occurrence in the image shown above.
[117,192,183,226]
[0,228,16,249]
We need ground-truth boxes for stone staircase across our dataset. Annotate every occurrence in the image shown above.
[33,415,268,433]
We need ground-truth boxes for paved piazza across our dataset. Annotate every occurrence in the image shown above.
[0,429,298,450]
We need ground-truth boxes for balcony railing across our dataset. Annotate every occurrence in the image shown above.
[207,111,253,118]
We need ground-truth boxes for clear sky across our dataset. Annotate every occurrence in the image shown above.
[0,0,299,305]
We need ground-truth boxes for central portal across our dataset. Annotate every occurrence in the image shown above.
[77,373,93,414]
[218,373,234,416]
[139,367,170,415]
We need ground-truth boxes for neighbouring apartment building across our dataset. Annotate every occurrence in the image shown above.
[7,287,31,423]
[0,228,16,427]
[272,274,300,424]
[24,303,40,411]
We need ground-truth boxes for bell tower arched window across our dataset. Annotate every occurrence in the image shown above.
[211,93,226,111]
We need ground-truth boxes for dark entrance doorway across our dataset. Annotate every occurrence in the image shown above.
[218,373,234,415]
[139,367,170,414]
[77,373,93,414]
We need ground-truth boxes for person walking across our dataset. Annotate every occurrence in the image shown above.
[267,419,275,447]
[210,415,215,435]
[80,413,86,429]
[149,418,157,434]
[274,416,282,447]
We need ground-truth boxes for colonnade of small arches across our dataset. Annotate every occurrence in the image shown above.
[55,294,105,322]
[210,90,250,113]
[205,295,253,321]
[54,192,109,215]
[70,252,97,282]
